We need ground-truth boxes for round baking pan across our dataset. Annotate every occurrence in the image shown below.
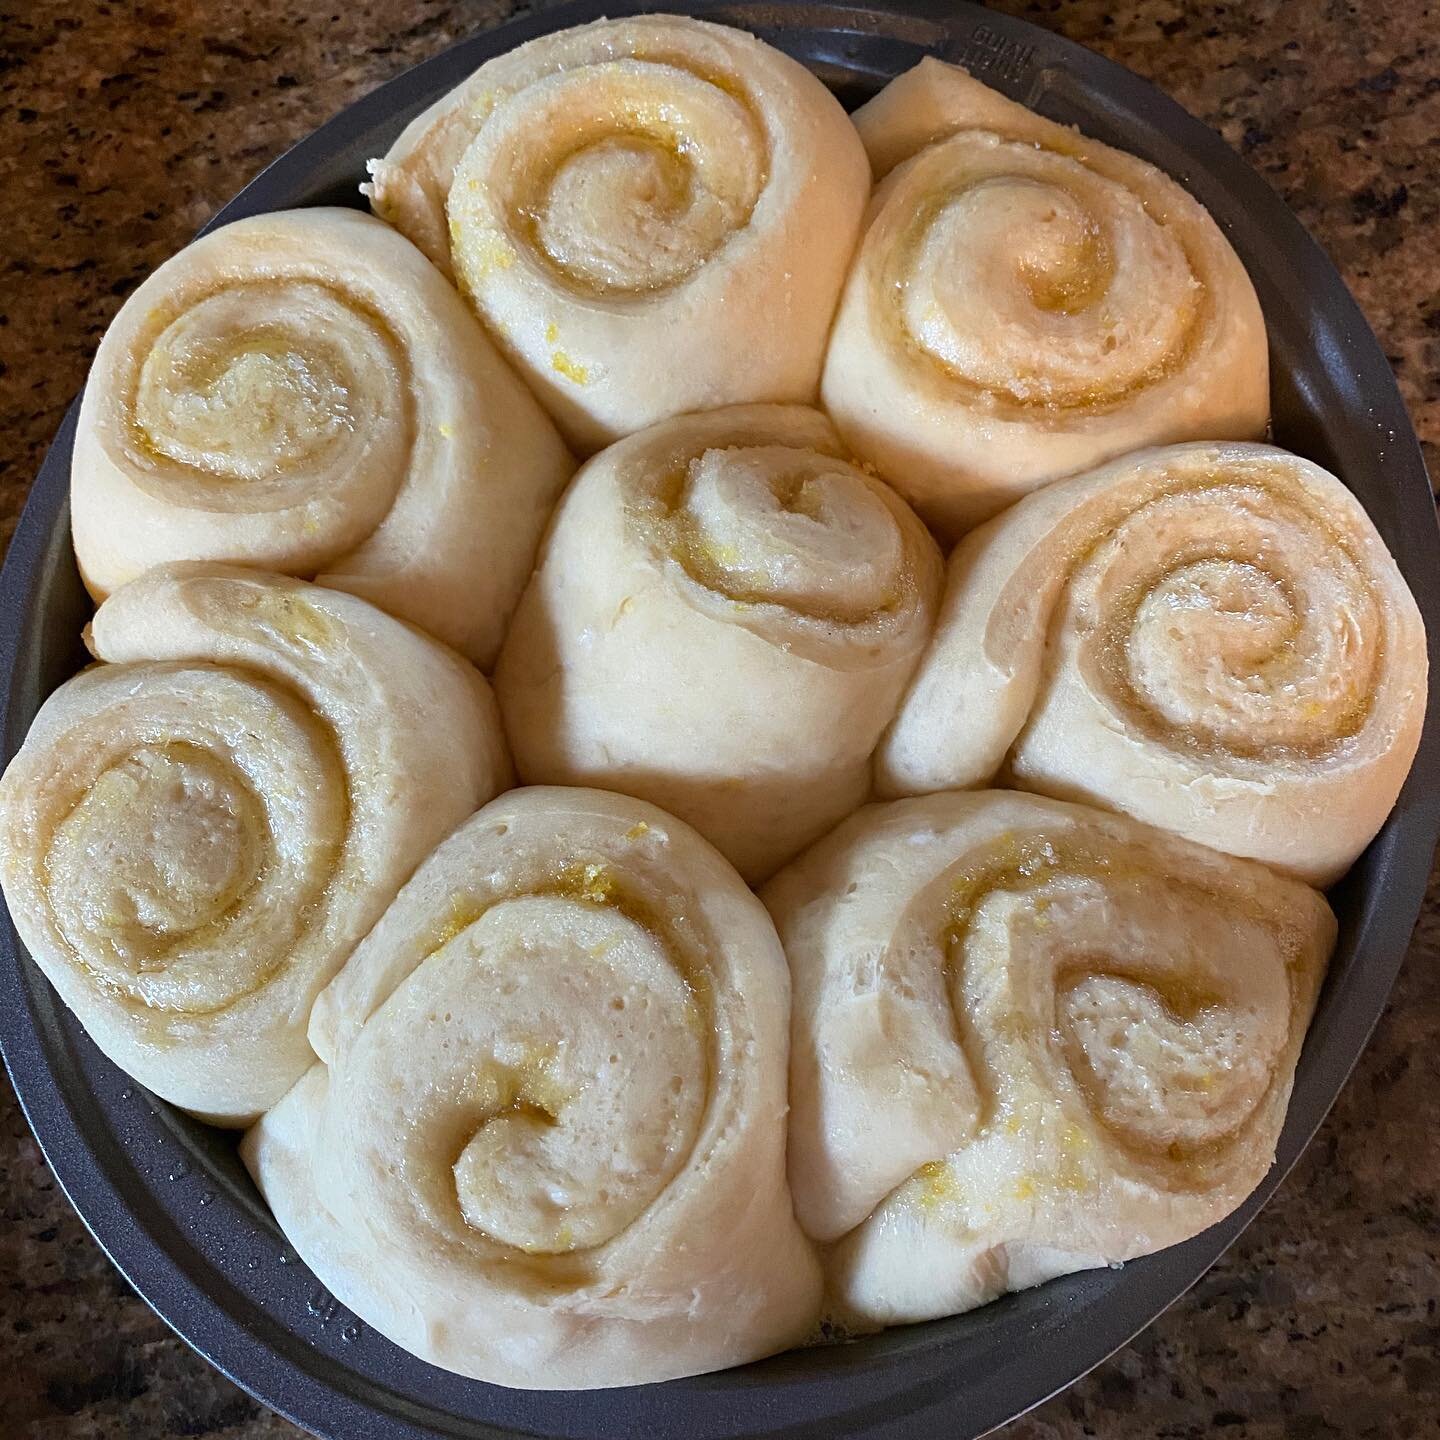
[2,3,1437,1437]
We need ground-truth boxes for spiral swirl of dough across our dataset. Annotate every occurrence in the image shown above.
[494,405,943,882]
[879,442,1428,885]
[765,790,1334,1327]
[821,59,1268,539]
[72,207,573,668]
[242,786,821,1388]
[0,567,510,1124]
[367,15,869,451]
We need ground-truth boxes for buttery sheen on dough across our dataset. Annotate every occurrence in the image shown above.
[0,567,510,1125]
[822,59,1269,539]
[765,790,1335,1327]
[71,207,573,668]
[879,442,1428,886]
[367,14,870,451]
[493,405,944,882]
[242,786,822,1388]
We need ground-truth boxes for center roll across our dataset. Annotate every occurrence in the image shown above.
[494,405,944,883]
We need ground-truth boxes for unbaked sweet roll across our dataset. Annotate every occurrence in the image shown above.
[367,15,870,452]
[0,567,510,1124]
[72,207,573,668]
[243,786,821,1388]
[493,405,944,883]
[878,442,1428,886]
[821,58,1269,539]
[765,789,1334,1327]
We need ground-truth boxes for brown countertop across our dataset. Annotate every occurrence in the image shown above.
[1,2,1437,1437]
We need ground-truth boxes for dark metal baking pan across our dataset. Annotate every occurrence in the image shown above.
[2,2,1437,1437]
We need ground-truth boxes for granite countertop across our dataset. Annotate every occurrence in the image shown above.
[1,2,1437,1437]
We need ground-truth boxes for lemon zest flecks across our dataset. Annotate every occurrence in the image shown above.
[243,591,337,652]
[551,349,589,385]
[551,861,616,905]
[464,229,515,277]
[430,894,484,953]
[579,862,613,902]
[701,539,742,567]
[1056,1122,1092,1193]
[913,1160,963,1213]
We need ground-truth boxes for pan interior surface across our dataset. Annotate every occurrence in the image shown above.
[0,4,1436,1439]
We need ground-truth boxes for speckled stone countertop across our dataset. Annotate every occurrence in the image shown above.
[1,2,1437,1437]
